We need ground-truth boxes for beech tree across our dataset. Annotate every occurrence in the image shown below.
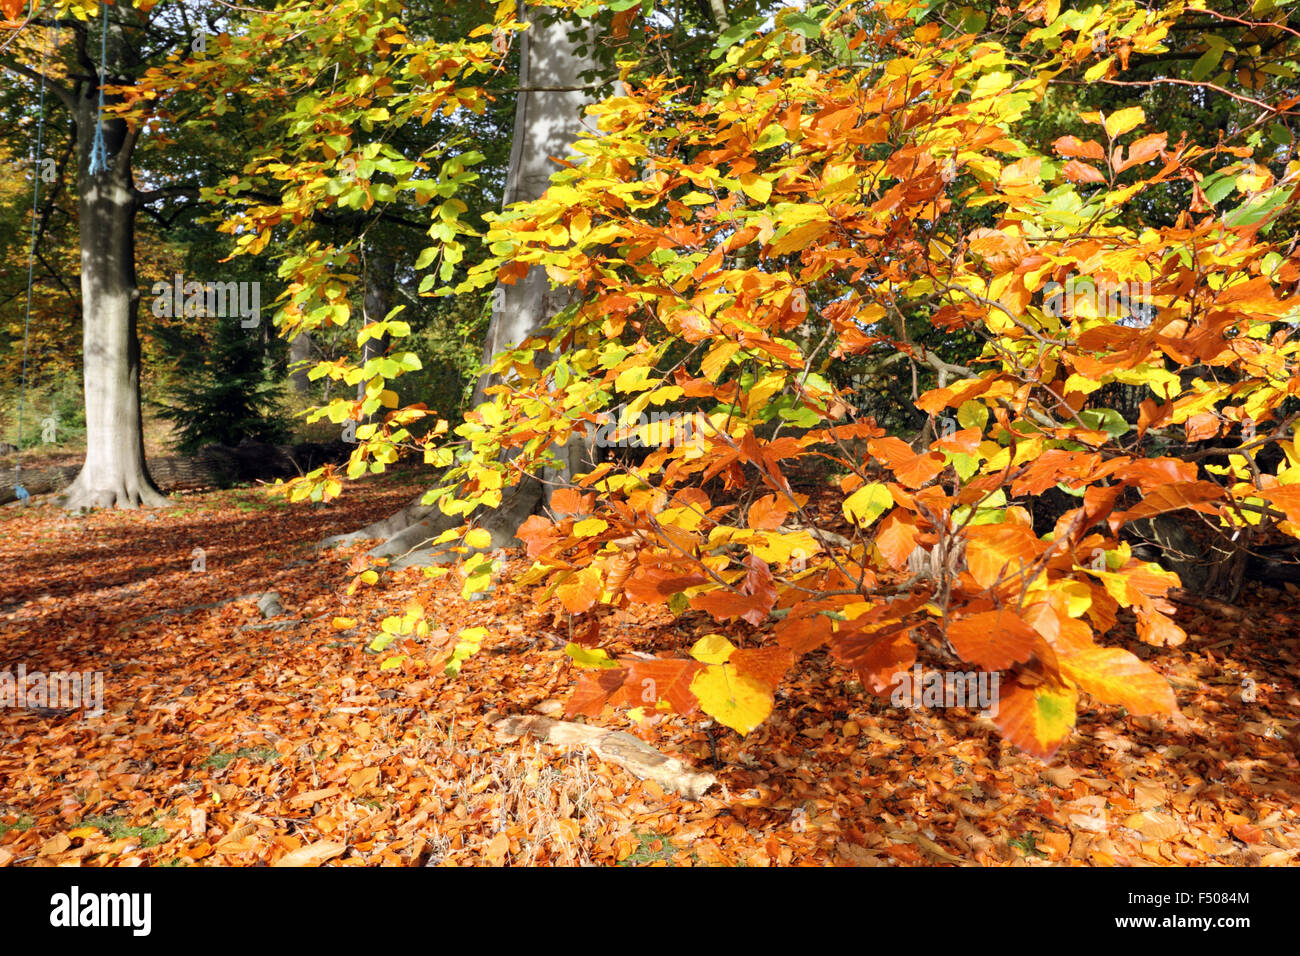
[12,0,1298,760]
[0,0,280,508]
[273,0,1300,757]
[146,0,754,562]
[361,4,613,561]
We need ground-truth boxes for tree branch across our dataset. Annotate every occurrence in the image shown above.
[0,56,75,110]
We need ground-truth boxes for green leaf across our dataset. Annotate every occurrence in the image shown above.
[1200,171,1236,206]
[1077,407,1131,438]
[780,12,823,38]
[711,15,766,58]
[1224,184,1292,227]
[368,632,397,653]
[1190,37,1227,81]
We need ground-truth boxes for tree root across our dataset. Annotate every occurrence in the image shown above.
[320,476,544,568]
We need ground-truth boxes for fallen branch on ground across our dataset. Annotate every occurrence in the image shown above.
[492,715,717,801]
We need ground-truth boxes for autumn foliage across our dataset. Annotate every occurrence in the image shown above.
[47,0,1300,760]
[301,1,1300,758]
[316,0,1298,760]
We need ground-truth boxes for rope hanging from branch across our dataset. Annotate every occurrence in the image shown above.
[88,1,110,175]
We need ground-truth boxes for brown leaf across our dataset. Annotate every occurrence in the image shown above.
[274,840,347,867]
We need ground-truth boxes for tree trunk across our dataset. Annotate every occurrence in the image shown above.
[325,6,601,562]
[468,8,593,409]
[288,330,314,395]
[358,249,394,419]
[60,90,169,511]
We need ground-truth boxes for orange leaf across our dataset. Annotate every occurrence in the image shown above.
[624,567,710,604]
[1116,133,1167,172]
[549,488,593,516]
[747,494,790,530]
[993,680,1078,759]
[690,555,777,625]
[774,611,833,654]
[964,523,1042,590]
[485,831,510,865]
[1053,135,1106,161]
[1184,412,1220,442]
[947,609,1039,670]
[1111,481,1223,527]
[555,565,602,614]
[1135,608,1186,647]
[1259,486,1300,524]
[1063,160,1106,184]
[624,659,703,715]
[851,631,917,696]
[565,667,629,718]
[516,513,562,557]
[1059,646,1177,715]
[1232,823,1263,845]
[874,513,917,570]
[867,437,945,489]
[731,646,794,688]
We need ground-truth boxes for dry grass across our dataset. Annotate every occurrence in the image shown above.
[440,741,605,866]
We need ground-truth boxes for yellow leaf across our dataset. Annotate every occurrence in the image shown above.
[690,664,773,735]
[554,565,602,614]
[465,528,492,549]
[842,482,893,527]
[739,172,772,204]
[690,634,736,665]
[1059,646,1177,715]
[746,371,785,412]
[564,643,618,669]
[274,840,347,867]
[1102,106,1145,139]
[331,617,357,630]
[701,341,740,382]
[573,517,609,537]
[1083,56,1114,82]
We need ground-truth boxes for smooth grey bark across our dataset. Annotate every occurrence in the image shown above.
[358,249,394,416]
[60,89,170,511]
[288,330,314,395]
[468,9,594,409]
[325,7,602,563]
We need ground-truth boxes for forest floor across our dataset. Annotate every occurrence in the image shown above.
[2,465,1299,866]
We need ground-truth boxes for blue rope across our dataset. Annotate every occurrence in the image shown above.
[88,2,110,175]
[14,23,49,505]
